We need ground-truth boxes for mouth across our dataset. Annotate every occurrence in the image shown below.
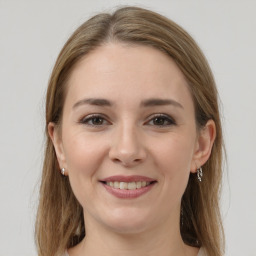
[101,180,156,190]
[100,175,157,198]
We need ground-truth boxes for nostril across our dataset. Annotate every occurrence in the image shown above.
[109,146,147,167]
[113,158,122,163]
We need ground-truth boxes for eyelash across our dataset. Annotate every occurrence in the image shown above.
[79,113,176,127]
[79,114,110,126]
[145,114,176,127]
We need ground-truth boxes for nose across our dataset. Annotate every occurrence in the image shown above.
[109,124,147,167]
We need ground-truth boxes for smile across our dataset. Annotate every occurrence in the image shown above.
[100,175,157,199]
[104,181,153,190]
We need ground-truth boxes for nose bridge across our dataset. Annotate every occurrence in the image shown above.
[109,119,146,166]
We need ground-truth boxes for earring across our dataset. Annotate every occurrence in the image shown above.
[61,168,65,176]
[197,167,203,182]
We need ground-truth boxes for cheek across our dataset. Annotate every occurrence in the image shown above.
[61,132,108,201]
[156,134,195,171]
[152,134,195,193]
[63,131,105,172]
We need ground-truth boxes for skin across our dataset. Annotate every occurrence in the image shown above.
[49,43,216,256]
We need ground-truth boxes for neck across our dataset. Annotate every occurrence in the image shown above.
[69,212,198,256]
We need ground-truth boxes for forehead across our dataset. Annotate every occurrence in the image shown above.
[65,43,193,110]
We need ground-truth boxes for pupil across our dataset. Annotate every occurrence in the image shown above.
[154,117,164,125]
[93,117,103,125]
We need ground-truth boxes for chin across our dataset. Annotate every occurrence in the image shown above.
[101,207,154,234]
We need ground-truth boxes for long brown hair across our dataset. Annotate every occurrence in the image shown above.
[35,6,225,256]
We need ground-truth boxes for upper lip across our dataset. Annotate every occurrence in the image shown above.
[100,175,156,183]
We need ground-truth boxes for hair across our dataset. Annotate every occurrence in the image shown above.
[35,6,225,256]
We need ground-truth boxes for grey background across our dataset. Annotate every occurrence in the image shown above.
[0,0,255,255]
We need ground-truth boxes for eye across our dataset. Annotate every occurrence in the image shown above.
[79,114,110,126]
[146,114,176,127]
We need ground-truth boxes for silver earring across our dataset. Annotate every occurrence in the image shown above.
[61,168,65,176]
[197,167,203,182]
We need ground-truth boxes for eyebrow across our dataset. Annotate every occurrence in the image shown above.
[141,98,184,109]
[73,98,113,109]
[72,97,184,109]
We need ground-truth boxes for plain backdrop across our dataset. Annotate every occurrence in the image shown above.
[0,0,255,255]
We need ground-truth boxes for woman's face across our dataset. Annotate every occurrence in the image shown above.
[51,43,210,234]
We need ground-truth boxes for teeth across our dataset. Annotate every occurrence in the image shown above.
[120,182,127,190]
[136,181,141,189]
[128,182,136,190]
[106,181,152,190]
[114,181,119,189]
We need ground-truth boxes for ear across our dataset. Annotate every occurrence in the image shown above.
[48,122,68,174]
[190,119,216,173]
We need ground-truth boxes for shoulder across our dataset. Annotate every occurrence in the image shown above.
[62,250,69,256]
[63,248,206,256]
[197,247,208,256]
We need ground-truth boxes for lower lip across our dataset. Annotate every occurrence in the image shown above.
[101,182,155,199]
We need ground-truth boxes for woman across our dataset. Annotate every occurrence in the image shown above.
[35,6,225,256]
